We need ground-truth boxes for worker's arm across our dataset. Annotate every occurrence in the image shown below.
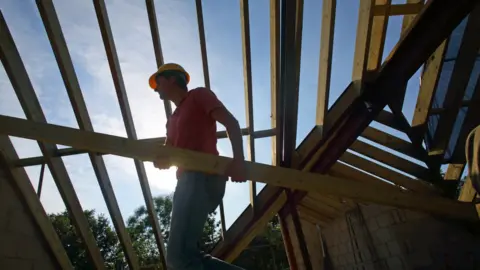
[211,107,244,161]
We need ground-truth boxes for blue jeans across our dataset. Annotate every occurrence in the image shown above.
[166,171,245,270]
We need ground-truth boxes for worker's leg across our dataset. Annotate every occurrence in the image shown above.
[166,171,244,270]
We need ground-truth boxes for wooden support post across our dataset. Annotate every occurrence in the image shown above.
[270,0,282,166]
[37,1,139,268]
[239,0,257,211]
[92,0,167,267]
[315,0,336,134]
[0,11,106,269]
[0,137,73,270]
[145,0,172,118]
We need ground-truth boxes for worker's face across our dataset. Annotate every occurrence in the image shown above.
[155,75,176,100]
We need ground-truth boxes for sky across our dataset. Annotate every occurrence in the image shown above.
[0,0,455,231]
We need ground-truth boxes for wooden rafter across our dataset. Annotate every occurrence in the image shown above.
[146,0,172,118]
[92,0,167,267]
[270,0,282,166]
[352,0,374,81]
[373,2,424,16]
[315,0,336,132]
[0,12,106,269]
[0,137,73,270]
[36,1,139,268]
[239,0,257,210]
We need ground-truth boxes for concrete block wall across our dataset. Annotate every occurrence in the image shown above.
[0,166,59,269]
[322,204,480,270]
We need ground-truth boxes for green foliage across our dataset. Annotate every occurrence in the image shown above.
[48,194,221,269]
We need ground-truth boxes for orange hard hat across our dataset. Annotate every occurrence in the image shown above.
[149,63,190,89]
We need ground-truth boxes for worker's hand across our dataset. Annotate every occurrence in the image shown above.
[225,158,247,183]
[153,157,171,170]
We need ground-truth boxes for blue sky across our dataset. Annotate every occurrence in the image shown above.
[0,0,448,229]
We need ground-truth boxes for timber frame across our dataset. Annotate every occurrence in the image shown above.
[1,0,480,269]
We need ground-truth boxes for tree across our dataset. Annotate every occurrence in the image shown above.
[48,210,123,269]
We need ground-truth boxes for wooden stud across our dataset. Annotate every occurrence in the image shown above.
[352,0,374,81]
[239,0,257,210]
[315,0,336,131]
[145,0,172,118]
[92,0,167,267]
[270,0,282,166]
[367,0,390,72]
[195,0,211,89]
[0,137,73,270]
[37,1,140,268]
[0,11,106,269]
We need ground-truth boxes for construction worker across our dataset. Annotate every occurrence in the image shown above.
[149,63,246,270]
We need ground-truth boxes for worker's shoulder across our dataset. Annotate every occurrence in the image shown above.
[189,87,218,96]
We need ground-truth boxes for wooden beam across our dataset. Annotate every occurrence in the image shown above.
[315,0,336,131]
[37,1,139,268]
[92,0,167,267]
[340,151,439,194]
[0,115,478,222]
[282,0,302,166]
[361,126,427,162]
[0,11,106,269]
[0,137,73,270]
[239,0,257,211]
[194,0,211,89]
[459,126,480,213]
[145,0,172,118]
[373,3,424,16]
[353,0,374,81]
[367,0,390,72]
[390,0,425,113]
[15,128,276,167]
[279,194,312,270]
[444,163,465,181]
[350,139,431,181]
[270,0,282,166]
[428,5,480,155]
[411,41,448,144]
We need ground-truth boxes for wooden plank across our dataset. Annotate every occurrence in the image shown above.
[0,11,106,269]
[374,110,407,133]
[145,0,172,118]
[361,126,427,162]
[0,115,478,221]
[340,151,439,194]
[350,139,431,181]
[373,3,424,16]
[239,0,257,210]
[0,137,73,270]
[352,0,374,81]
[444,163,465,181]
[270,0,282,166]
[37,1,139,268]
[390,0,425,113]
[194,0,211,89]
[427,5,480,155]
[282,0,301,166]
[411,41,448,144]
[315,0,336,130]
[459,125,480,213]
[15,128,276,167]
[279,196,312,270]
[92,1,167,267]
[367,0,390,72]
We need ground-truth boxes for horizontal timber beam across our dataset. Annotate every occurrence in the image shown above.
[15,128,275,167]
[0,115,478,222]
[373,3,424,16]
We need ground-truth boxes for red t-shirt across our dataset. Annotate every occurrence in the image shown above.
[166,87,224,177]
